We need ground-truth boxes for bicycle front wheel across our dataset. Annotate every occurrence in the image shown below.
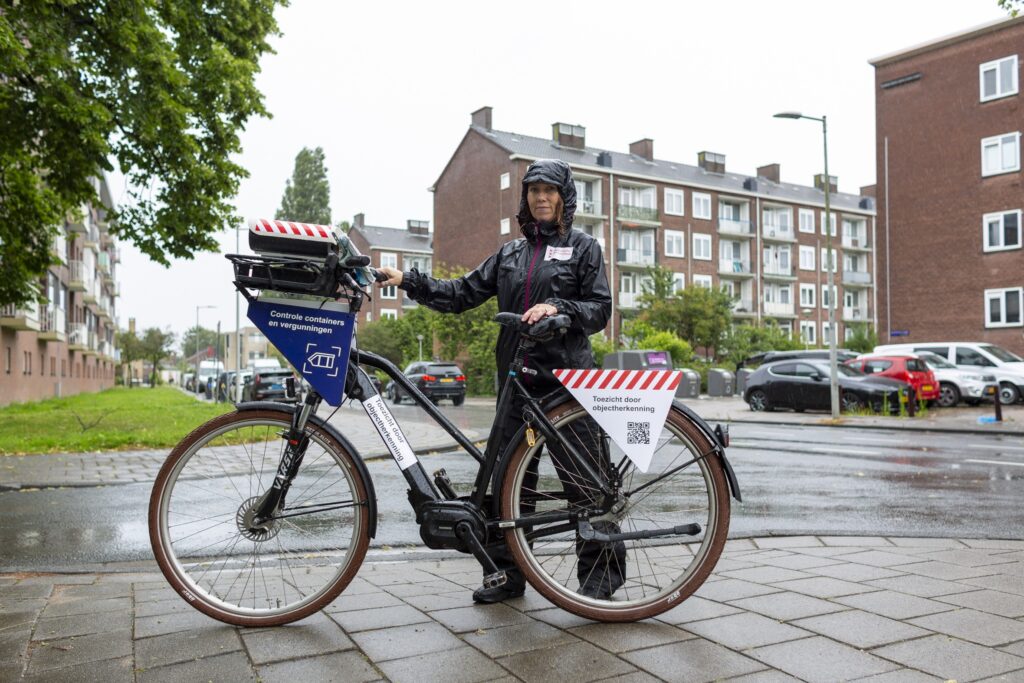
[498,399,730,622]
[149,409,371,627]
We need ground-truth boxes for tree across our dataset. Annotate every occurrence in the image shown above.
[0,1,285,306]
[180,326,224,362]
[721,321,803,368]
[276,147,332,225]
[139,328,176,387]
[356,319,407,368]
[998,0,1021,16]
[844,323,879,354]
[677,287,734,359]
[116,330,143,387]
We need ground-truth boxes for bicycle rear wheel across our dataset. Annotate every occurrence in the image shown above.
[149,409,371,627]
[498,399,730,621]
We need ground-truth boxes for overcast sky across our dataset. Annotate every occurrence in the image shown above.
[113,0,1008,346]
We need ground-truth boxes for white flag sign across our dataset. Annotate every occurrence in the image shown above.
[554,369,681,473]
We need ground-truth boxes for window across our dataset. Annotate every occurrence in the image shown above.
[821,212,837,237]
[822,322,836,345]
[671,273,685,294]
[799,246,816,271]
[985,287,1023,327]
[982,132,1021,176]
[405,254,431,274]
[864,359,893,374]
[800,321,816,345]
[500,217,510,235]
[821,248,837,273]
[799,283,816,308]
[365,312,372,322]
[980,55,1019,102]
[380,252,398,299]
[821,284,837,309]
[771,362,798,376]
[664,188,685,216]
[956,347,995,366]
[500,172,510,190]
[692,192,711,220]
[381,309,399,320]
[619,186,656,209]
[983,210,1022,252]
[575,179,599,214]
[50,356,56,376]
[665,230,685,257]
[692,233,712,260]
[693,274,713,289]
[762,206,793,235]
[799,209,815,234]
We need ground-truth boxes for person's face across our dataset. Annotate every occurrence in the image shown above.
[527,183,561,223]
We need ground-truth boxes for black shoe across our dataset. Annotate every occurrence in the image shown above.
[472,582,525,604]
[578,582,614,600]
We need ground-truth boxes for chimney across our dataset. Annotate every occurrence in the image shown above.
[353,213,365,230]
[552,122,586,149]
[407,219,429,236]
[629,138,654,161]
[859,184,876,198]
[757,163,780,183]
[814,174,838,194]
[597,151,612,167]
[471,106,492,130]
[698,151,725,174]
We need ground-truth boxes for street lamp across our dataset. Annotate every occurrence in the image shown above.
[195,305,216,395]
[774,111,839,418]
[416,334,424,362]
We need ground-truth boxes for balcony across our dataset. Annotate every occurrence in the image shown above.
[0,302,41,331]
[732,299,756,316]
[99,339,114,359]
[577,198,603,216]
[83,277,99,304]
[617,205,659,223]
[616,248,656,267]
[842,270,872,286]
[82,223,100,251]
[764,301,796,317]
[97,297,111,321]
[718,258,752,277]
[84,330,100,356]
[68,322,88,350]
[38,307,67,341]
[617,291,640,309]
[762,265,796,280]
[842,234,871,250]
[718,218,754,237]
[68,260,93,292]
[843,306,869,322]
[97,251,111,275]
[762,225,796,242]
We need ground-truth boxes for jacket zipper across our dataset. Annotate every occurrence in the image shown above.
[521,231,543,380]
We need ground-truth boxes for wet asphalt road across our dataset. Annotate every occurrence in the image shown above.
[2,419,1023,572]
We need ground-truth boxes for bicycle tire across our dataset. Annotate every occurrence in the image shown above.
[498,399,730,622]
[149,409,371,627]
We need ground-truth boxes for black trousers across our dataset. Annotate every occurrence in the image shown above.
[485,395,627,593]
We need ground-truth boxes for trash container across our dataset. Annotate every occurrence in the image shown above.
[678,369,700,398]
[707,369,734,397]
[736,368,754,396]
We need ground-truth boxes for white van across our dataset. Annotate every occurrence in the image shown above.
[873,342,1024,404]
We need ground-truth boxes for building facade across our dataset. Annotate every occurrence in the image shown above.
[222,326,276,371]
[872,16,1024,355]
[432,107,877,345]
[347,215,433,325]
[0,177,121,406]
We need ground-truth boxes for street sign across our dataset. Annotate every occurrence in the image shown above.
[890,330,910,337]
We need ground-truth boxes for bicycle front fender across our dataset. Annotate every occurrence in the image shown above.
[672,399,742,503]
[235,401,378,538]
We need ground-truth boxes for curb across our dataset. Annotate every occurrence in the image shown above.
[719,414,1024,436]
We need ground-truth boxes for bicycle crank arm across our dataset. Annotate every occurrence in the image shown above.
[578,520,702,542]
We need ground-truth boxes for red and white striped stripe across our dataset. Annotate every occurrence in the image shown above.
[248,218,336,241]
[553,368,681,392]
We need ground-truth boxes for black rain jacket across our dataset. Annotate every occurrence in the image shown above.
[399,159,612,392]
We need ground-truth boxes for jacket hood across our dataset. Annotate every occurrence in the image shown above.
[516,159,576,231]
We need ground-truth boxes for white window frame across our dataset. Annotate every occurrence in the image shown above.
[821,247,837,273]
[693,274,713,289]
[664,229,685,258]
[980,55,1019,102]
[799,245,816,271]
[664,188,685,216]
[821,212,837,237]
[800,320,817,345]
[380,309,399,320]
[821,284,837,310]
[500,172,510,190]
[671,272,685,294]
[985,287,1023,328]
[981,132,1021,177]
[983,209,1022,252]
[379,252,398,300]
[500,217,510,235]
[692,233,712,260]
[799,283,816,308]
[798,208,815,234]
[692,192,712,220]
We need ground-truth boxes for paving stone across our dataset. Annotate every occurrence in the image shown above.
[240,616,354,664]
[720,566,814,584]
[382,579,465,597]
[137,651,256,682]
[350,622,463,662]
[752,536,824,549]
[377,646,509,683]
[330,603,431,632]
[656,595,742,624]
[819,537,894,547]
[501,589,558,612]
[796,546,872,557]
[693,578,781,602]
[597,672,663,683]
[134,607,215,638]
[974,671,1024,683]
[570,621,691,653]
[683,611,812,650]
[728,592,848,621]
[0,584,53,599]
[500,639,635,682]
[1001,640,1024,657]
[724,538,759,551]
[908,608,1024,646]
[748,636,899,682]
[809,562,905,582]
[960,540,1024,550]
[850,669,944,682]
[755,554,844,571]
[770,576,880,598]
[934,588,1024,618]
[888,538,969,549]
[897,561,1001,581]
[961,573,1024,596]
[57,583,130,599]
[833,589,957,620]
[361,567,441,586]
[25,629,132,674]
[20,655,133,683]
[921,549,1022,568]
[0,628,32,670]
[528,607,596,629]
[17,574,98,586]
[39,596,130,619]
[791,609,930,649]
[134,626,241,669]
[257,651,380,683]
[872,634,1024,681]
[133,597,196,619]
[712,557,761,573]
[464,620,579,658]
[428,603,531,632]
[837,550,928,568]
[724,671,804,683]
[866,574,979,597]
[622,637,765,682]
[402,591,472,612]
[31,609,131,641]
[323,590,405,613]
[996,562,1024,577]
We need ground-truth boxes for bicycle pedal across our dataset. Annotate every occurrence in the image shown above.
[482,571,508,589]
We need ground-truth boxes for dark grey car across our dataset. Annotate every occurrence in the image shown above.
[743,359,910,413]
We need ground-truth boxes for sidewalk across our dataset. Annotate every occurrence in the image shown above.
[3,536,1024,682]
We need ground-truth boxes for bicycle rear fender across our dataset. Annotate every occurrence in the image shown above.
[235,401,378,538]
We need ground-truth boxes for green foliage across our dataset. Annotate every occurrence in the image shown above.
[116,329,143,385]
[721,321,804,369]
[641,331,693,367]
[0,0,286,306]
[140,328,176,386]
[844,323,879,354]
[998,0,1021,16]
[589,334,615,367]
[275,147,332,225]
[357,319,407,368]
[180,326,224,360]
[676,286,734,358]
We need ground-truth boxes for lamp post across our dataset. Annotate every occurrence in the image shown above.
[195,304,215,395]
[416,334,424,362]
[775,111,839,418]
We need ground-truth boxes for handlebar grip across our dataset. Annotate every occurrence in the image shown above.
[344,255,371,268]
[372,268,390,283]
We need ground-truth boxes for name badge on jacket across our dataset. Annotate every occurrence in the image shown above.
[545,246,573,261]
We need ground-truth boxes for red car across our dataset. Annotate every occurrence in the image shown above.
[845,354,940,402]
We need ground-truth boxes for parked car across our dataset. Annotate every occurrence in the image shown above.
[182,373,195,392]
[914,351,996,407]
[215,371,252,402]
[743,359,909,414]
[740,349,860,369]
[243,367,296,402]
[386,362,466,405]
[845,354,940,403]
[874,342,1024,405]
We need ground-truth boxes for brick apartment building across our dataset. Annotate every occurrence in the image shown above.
[432,107,877,345]
[871,15,1024,355]
[347,214,433,324]
[0,177,121,406]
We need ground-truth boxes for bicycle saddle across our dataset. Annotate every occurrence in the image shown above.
[493,312,571,341]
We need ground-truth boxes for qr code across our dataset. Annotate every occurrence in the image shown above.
[627,421,650,445]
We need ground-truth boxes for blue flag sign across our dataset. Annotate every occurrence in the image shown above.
[247,298,355,406]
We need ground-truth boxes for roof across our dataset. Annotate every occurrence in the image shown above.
[473,127,874,215]
[350,224,433,254]
[869,15,1024,67]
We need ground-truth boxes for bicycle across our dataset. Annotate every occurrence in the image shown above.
[148,225,742,626]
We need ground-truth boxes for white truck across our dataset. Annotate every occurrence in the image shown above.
[195,360,225,394]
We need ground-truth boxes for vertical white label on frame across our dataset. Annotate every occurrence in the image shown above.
[362,394,418,470]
